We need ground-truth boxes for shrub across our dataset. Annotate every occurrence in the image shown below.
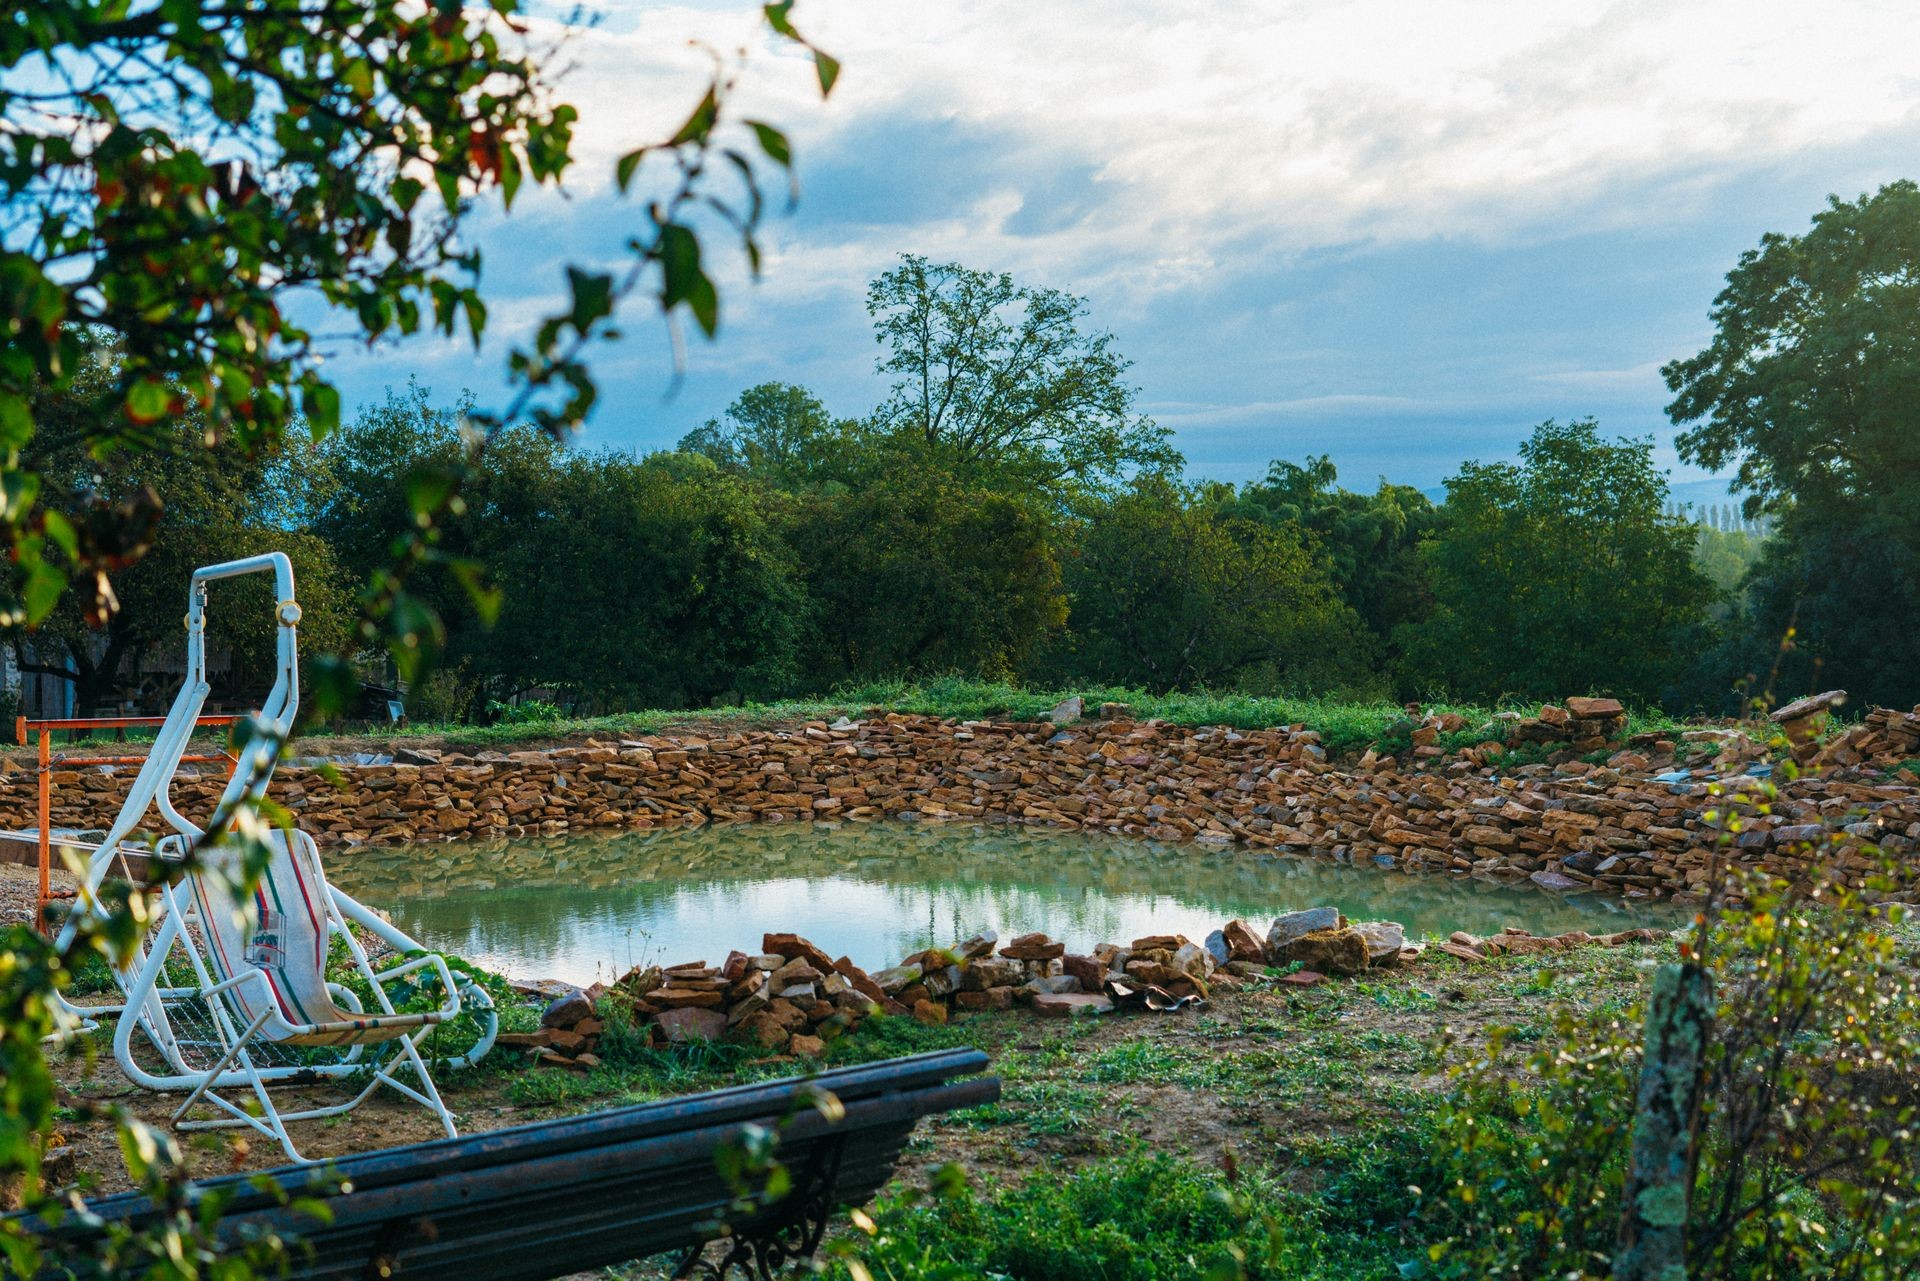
[828,1153,1258,1281]
[1426,849,1920,1280]
[487,698,565,725]
[825,1144,1450,1280]
[404,663,481,724]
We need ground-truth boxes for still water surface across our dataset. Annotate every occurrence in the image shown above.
[328,822,1680,985]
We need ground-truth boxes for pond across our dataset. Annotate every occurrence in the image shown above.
[327,822,1682,986]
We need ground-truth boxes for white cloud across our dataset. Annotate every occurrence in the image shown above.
[1526,361,1669,395]
[1153,393,1448,429]
[345,0,1920,480]
[501,0,1920,325]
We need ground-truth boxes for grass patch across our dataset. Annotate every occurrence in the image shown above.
[28,676,1707,762]
[827,1138,1453,1281]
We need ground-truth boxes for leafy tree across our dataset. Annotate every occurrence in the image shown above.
[1,4,836,1265]
[1691,524,1766,605]
[461,447,806,708]
[8,352,352,714]
[1223,454,1441,689]
[676,382,865,490]
[787,467,1067,684]
[1664,181,1920,515]
[1,0,832,668]
[866,256,1181,492]
[1719,504,1920,710]
[311,382,468,585]
[1398,420,1715,705]
[1665,183,1920,708]
[316,390,805,710]
[1054,475,1369,695]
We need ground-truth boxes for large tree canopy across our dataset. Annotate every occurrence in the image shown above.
[1054,475,1370,695]
[866,255,1180,492]
[785,466,1067,684]
[1664,180,1920,515]
[1664,182,1920,708]
[1223,455,1441,692]
[11,350,352,713]
[1398,420,1715,706]
[1,0,833,670]
[315,390,805,710]
[675,381,865,491]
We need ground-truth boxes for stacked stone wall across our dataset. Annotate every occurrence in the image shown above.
[3,712,1915,900]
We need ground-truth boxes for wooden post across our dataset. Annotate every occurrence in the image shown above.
[36,726,51,932]
[1615,960,1715,1281]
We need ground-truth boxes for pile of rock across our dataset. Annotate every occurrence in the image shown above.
[868,928,1124,1021]
[1771,691,1848,763]
[1357,697,1639,773]
[1433,925,1670,962]
[1813,702,1920,773]
[1509,696,1630,750]
[500,985,609,1071]
[1260,907,1413,977]
[502,932,900,1067]
[501,906,1497,1067]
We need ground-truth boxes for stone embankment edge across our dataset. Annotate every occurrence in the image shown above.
[2,714,1914,902]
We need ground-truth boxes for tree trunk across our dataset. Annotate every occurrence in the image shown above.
[1615,960,1715,1281]
[69,627,133,719]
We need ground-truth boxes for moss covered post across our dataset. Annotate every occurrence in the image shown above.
[1614,960,1715,1281]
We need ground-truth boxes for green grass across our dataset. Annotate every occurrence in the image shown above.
[453,940,1681,1280]
[215,675,1696,760]
[5,675,1711,762]
[822,1135,1454,1280]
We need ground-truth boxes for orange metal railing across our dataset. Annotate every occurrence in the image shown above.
[15,713,239,931]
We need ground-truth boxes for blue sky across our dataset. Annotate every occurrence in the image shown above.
[317,0,1920,501]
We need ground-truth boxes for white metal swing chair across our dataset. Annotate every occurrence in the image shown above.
[50,552,497,1163]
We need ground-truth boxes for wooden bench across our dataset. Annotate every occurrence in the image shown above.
[28,1048,996,1280]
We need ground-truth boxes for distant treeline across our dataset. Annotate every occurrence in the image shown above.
[19,183,1920,718]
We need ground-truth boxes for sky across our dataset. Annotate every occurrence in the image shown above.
[317,0,1920,500]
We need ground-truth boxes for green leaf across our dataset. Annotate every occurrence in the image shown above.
[812,50,841,96]
[308,655,361,718]
[302,381,341,439]
[390,175,425,212]
[18,549,65,624]
[404,464,460,521]
[341,59,375,101]
[40,509,75,559]
[208,70,257,124]
[124,378,170,424]
[745,121,792,168]
[762,2,798,38]
[0,463,38,522]
[565,268,614,333]
[386,593,447,682]
[616,147,647,192]
[657,224,718,335]
[688,275,719,335]
[670,87,720,147]
[447,558,504,627]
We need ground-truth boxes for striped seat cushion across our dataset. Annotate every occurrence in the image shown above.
[189,829,441,1046]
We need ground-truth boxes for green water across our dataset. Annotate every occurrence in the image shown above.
[327,822,1681,985]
